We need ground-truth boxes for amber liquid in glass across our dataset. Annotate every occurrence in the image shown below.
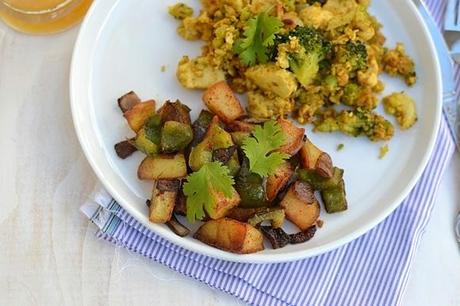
[0,0,92,34]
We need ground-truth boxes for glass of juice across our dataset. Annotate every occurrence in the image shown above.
[0,0,92,34]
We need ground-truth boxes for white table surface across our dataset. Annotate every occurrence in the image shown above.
[0,22,458,306]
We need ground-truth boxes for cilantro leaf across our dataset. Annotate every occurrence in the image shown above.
[183,162,235,223]
[234,12,283,66]
[242,120,289,177]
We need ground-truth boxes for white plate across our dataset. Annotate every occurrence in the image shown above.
[70,0,441,263]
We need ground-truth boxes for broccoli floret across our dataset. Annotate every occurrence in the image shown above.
[341,83,378,110]
[273,26,332,87]
[314,108,394,141]
[342,83,360,105]
[335,41,368,72]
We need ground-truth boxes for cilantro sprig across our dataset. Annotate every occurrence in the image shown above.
[242,120,289,177]
[183,162,235,223]
[234,12,283,66]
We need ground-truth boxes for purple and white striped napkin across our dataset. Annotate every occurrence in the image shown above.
[81,1,457,305]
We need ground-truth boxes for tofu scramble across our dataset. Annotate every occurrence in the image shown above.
[169,0,418,142]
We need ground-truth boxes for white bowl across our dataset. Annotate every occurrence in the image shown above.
[70,0,441,263]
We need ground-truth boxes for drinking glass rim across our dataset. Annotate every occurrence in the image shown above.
[1,0,77,15]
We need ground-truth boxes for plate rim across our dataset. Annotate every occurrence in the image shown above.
[70,0,442,263]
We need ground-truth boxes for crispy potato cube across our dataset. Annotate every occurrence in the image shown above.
[266,161,294,202]
[280,181,320,231]
[194,218,264,254]
[189,116,236,171]
[123,100,156,132]
[207,188,241,220]
[202,81,245,123]
[277,118,305,156]
[138,154,187,180]
[299,138,333,178]
[149,180,180,223]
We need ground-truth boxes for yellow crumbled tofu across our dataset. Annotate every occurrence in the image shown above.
[383,92,417,130]
[245,64,298,99]
[176,56,226,89]
[168,3,193,20]
[382,43,417,86]
[177,12,213,41]
[247,90,294,119]
[379,144,389,159]
[298,5,333,29]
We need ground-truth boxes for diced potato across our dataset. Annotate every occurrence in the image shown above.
[245,64,298,98]
[202,81,245,123]
[207,188,241,220]
[149,180,180,223]
[123,100,156,132]
[189,116,235,171]
[138,154,187,180]
[194,218,264,254]
[266,161,294,202]
[117,91,141,113]
[299,138,333,178]
[177,56,226,89]
[277,118,305,156]
[280,181,320,231]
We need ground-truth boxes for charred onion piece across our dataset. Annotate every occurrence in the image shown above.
[190,110,214,147]
[225,207,258,222]
[261,225,317,249]
[174,188,187,216]
[117,91,141,113]
[289,226,317,244]
[212,145,237,164]
[156,179,181,192]
[166,215,190,237]
[158,99,191,124]
[114,139,137,159]
[260,226,290,249]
